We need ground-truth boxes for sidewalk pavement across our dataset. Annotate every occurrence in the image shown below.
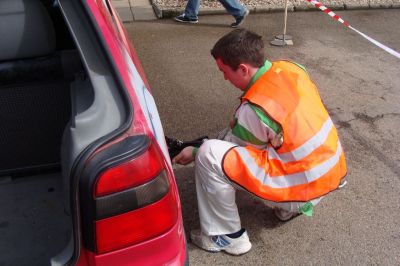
[113,0,400,22]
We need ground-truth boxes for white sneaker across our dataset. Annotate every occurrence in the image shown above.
[274,208,299,221]
[190,229,252,255]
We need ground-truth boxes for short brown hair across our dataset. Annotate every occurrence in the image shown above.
[211,29,265,70]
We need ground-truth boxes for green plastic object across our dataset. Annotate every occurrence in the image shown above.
[299,202,314,217]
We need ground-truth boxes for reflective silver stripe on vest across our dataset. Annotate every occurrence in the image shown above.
[234,140,342,188]
[268,118,334,163]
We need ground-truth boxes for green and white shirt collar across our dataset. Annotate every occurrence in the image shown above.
[244,60,272,93]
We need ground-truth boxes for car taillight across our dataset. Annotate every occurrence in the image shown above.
[95,189,177,254]
[91,137,178,254]
[95,142,164,197]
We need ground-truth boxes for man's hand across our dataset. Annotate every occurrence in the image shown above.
[172,146,195,165]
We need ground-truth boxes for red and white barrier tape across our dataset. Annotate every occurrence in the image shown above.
[306,0,400,59]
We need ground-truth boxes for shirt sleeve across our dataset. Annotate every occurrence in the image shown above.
[230,102,283,149]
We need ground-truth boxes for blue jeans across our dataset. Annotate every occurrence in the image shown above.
[184,0,246,19]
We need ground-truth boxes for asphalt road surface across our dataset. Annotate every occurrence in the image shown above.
[124,9,400,265]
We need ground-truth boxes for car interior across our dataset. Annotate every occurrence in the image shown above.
[0,0,125,264]
[0,1,82,264]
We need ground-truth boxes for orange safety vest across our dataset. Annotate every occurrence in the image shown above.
[222,61,347,202]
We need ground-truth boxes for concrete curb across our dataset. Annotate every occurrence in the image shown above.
[151,0,400,19]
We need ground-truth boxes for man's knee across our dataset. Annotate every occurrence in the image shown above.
[197,139,219,160]
[196,139,233,164]
[195,139,235,180]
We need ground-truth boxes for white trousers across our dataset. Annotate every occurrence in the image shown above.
[195,139,322,236]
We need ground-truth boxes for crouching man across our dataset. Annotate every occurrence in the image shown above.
[173,29,347,255]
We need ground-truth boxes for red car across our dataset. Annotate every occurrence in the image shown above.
[0,0,187,265]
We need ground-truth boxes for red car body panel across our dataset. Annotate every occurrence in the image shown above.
[77,222,186,266]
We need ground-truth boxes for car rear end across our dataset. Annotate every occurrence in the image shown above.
[60,0,188,265]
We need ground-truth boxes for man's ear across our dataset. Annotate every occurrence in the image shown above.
[238,63,250,76]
